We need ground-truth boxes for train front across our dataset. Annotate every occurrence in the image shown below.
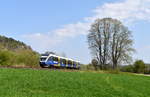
[39,54,49,68]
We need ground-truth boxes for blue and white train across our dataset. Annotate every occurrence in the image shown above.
[39,54,80,69]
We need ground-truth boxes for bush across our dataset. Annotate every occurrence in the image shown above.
[133,60,146,73]
[0,50,39,67]
[86,64,96,70]
[0,50,15,66]
[0,51,10,65]
[80,64,100,71]
[80,64,88,70]
[144,64,150,74]
[15,50,39,67]
[120,60,147,74]
[91,59,99,70]
[120,65,134,73]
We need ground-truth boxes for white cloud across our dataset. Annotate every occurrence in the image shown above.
[54,22,90,37]
[86,0,150,24]
[22,0,150,52]
[22,22,91,52]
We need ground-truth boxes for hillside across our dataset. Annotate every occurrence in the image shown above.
[0,35,32,51]
[0,35,39,67]
[0,68,150,97]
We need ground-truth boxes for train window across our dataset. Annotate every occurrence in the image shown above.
[53,57,59,62]
[68,60,73,65]
[73,61,77,65]
[78,63,80,66]
[48,57,52,61]
[60,59,66,64]
[41,54,49,56]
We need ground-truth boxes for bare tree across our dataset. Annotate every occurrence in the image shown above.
[87,18,134,69]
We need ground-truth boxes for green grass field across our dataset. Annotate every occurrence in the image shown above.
[0,68,150,97]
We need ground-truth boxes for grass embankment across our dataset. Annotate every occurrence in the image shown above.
[0,68,150,97]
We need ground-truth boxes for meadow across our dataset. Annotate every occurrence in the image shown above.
[0,68,150,97]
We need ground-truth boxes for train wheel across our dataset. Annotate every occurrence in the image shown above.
[40,64,45,68]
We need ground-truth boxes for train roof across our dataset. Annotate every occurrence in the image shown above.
[42,54,80,63]
[41,54,49,56]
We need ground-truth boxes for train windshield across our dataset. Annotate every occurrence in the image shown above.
[40,57,47,61]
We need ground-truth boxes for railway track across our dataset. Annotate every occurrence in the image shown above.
[0,65,79,72]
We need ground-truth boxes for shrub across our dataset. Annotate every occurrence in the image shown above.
[120,65,134,72]
[91,59,99,70]
[133,60,146,73]
[0,50,15,66]
[15,50,39,67]
[86,64,96,70]
[80,64,88,70]
[0,51,9,65]
[144,64,150,74]
[0,50,39,67]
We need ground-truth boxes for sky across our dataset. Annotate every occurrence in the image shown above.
[0,0,150,64]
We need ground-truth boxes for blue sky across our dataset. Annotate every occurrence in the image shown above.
[0,0,150,64]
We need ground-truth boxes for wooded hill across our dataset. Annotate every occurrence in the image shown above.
[0,35,31,51]
[0,35,39,67]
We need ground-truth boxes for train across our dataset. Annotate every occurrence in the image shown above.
[39,54,80,69]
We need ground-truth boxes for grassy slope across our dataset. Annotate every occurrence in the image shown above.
[0,68,150,97]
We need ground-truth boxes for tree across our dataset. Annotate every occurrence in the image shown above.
[91,59,99,70]
[133,60,146,73]
[87,18,134,69]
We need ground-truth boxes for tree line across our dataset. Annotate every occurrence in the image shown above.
[0,35,31,51]
[121,60,150,74]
